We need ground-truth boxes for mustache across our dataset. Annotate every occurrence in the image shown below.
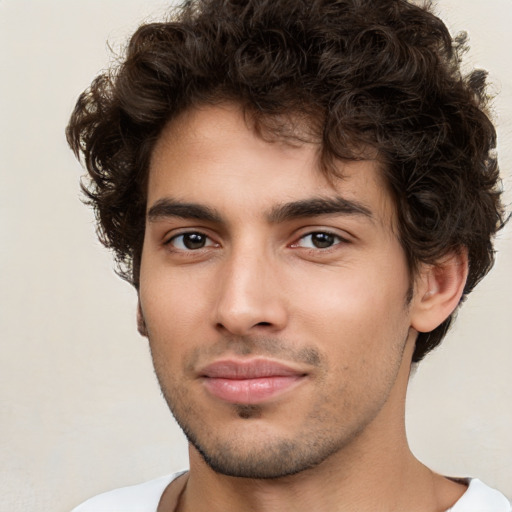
[183,335,324,371]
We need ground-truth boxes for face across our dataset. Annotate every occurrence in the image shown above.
[139,104,416,479]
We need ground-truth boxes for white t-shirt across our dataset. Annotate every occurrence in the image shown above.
[71,472,511,512]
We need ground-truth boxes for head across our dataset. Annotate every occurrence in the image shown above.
[67,0,505,364]
[67,0,506,478]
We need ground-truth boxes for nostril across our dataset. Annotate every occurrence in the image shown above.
[216,321,273,331]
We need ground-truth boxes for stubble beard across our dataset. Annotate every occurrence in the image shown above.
[163,386,356,479]
[150,336,354,479]
[153,363,365,479]
[150,328,411,480]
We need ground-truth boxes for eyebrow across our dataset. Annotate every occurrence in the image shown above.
[267,197,373,223]
[147,199,222,223]
[147,196,373,224]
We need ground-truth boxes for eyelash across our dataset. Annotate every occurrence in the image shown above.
[291,231,347,250]
[165,232,218,251]
[164,230,348,252]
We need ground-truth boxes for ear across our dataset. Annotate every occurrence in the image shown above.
[410,250,468,333]
[137,300,148,337]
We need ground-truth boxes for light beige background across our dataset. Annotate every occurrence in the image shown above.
[0,1,511,510]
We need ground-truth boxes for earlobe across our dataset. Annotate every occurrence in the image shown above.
[137,300,149,337]
[410,250,468,333]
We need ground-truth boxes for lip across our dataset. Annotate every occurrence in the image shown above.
[199,359,307,404]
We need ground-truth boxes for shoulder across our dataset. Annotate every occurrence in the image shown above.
[449,479,511,512]
[70,472,186,512]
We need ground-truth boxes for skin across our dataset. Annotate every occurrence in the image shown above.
[138,103,468,512]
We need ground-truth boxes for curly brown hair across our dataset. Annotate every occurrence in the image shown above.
[67,0,506,362]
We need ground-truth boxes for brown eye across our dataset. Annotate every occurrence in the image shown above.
[296,232,343,249]
[169,232,213,250]
[311,233,336,248]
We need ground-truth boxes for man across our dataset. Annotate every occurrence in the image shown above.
[67,0,510,510]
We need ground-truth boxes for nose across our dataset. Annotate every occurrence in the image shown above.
[213,247,288,336]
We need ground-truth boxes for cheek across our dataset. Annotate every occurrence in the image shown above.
[290,258,410,354]
[139,265,212,345]
[294,267,408,321]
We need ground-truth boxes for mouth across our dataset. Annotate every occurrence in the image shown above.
[199,358,308,405]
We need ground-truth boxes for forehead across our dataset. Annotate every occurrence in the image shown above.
[148,103,394,226]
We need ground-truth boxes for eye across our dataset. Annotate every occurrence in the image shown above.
[295,231,344,249]
[167,232,216,250]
